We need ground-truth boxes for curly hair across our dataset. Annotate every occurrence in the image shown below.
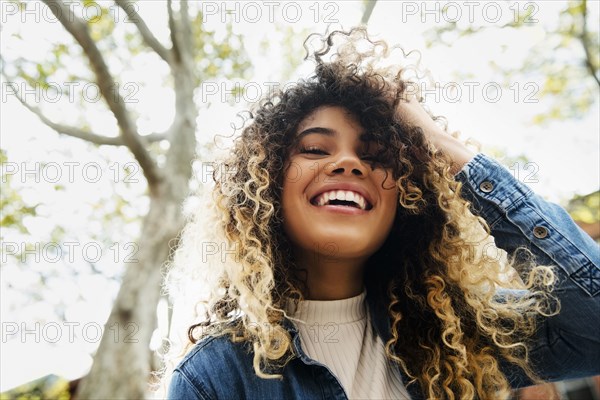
[161,27,558,400]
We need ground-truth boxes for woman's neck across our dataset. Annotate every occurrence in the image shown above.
[293,252,367,300]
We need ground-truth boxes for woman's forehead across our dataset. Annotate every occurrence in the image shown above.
[295,106,364,136]
[294,110,387,150]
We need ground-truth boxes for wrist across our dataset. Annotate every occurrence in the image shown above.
[429,133,477,175]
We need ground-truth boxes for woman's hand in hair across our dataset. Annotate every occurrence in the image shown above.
[396,94,476,175]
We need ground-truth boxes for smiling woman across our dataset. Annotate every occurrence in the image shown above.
[281,106,399,301]
[162,28,600,400]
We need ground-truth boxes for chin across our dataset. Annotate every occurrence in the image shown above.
[310,234,381,260]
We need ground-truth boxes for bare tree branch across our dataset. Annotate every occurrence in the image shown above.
[0,67,126,146]
[40,0,163,189]
[114,0,172,64]
[361,0,377,24]
[10,88,124,145]
[179,0,193,60]
[144,131,170,142]
[167,0,181,64]
[580,0,600,87]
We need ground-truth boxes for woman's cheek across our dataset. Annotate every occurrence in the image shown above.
[283,159,307,185]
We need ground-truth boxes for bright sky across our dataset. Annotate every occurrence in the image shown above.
[1,0,598,393]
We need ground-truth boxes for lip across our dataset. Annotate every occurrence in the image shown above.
[309,182,374,210]
[310,203,369,215]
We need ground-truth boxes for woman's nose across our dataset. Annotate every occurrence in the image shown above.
[325,152,368,177]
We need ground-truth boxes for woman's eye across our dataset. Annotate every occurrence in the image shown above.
[299,146,327,155]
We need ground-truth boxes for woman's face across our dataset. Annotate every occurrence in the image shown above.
[282,106,399,264]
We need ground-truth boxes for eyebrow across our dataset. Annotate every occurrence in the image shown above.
[296,126,336,140]
[296,126,372,142]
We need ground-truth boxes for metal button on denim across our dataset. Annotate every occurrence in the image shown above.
[479,181,494,193]
[533,226,549,238]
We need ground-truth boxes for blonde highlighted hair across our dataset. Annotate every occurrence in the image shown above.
[160,27,558,399]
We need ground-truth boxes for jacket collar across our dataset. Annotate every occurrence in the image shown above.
[283,291,424,399]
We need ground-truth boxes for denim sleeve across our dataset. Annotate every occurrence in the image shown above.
[454,153,600,384]
[167,369,211,400]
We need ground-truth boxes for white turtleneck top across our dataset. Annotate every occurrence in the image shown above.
[289,290,411,399]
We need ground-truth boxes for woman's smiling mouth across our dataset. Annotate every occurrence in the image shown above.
[308,182,375,213]
[310,190,372,210]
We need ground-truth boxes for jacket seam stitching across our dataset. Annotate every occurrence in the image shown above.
[174,368,213,400]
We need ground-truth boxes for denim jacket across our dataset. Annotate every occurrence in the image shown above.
[168,153,600,399]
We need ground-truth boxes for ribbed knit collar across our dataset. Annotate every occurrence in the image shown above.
[289,289,367,325]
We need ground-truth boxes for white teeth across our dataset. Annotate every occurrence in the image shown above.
[357,197,366,210]
[313,190,369,210]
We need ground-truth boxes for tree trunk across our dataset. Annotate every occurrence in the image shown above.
[76,62,197,400]
[75,191,186,399]
[12,2,200,397]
